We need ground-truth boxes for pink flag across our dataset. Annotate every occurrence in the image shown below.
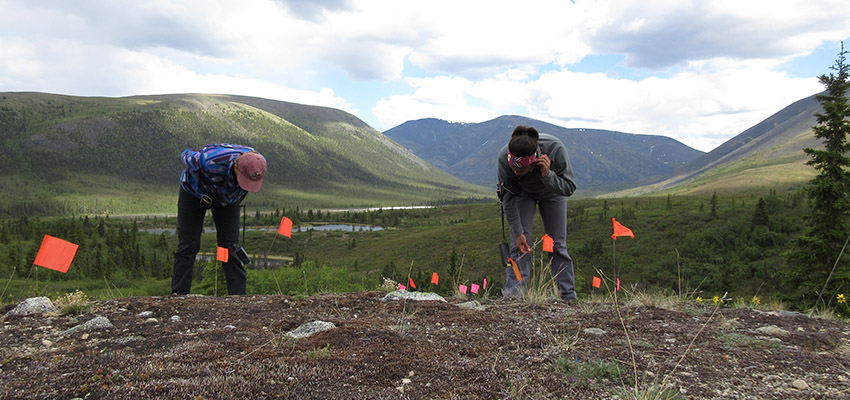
[399,284,407,291]
[459,284,468,294]
[278,216,293,238]
[616,278,621,291]
[33,235,79,273]
[483,278,488,290]
[471,283,480,294]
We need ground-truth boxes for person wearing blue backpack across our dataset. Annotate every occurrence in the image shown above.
[171,143,267,295]
[497,126,577,301]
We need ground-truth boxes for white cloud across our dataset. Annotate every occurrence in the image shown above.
[2,0,850,152]
[372,76,498,126]
[522,61,822,150]
[587,0,850,68]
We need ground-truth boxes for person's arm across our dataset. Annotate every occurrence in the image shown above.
[181,149,201,172]
[539,143,576,197]
[498,159,530,253]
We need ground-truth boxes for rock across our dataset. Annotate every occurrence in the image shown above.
[456,300,486,311]
[381,290,446,302]
[285,321,336,339]
[775,310,807,318]
[170,315,181,322]
[583,328,606,335]
[137,311,153,318]
[113,336,146,345]
[792,379,809,390]
[756,325,790,337]
[62,316,114,337]
[3,297,57,318]
[144,318,159,324]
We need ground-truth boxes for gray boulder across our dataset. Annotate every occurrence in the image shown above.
[62,316,114,337]
[381,290,446,302]
[285,320,337,339]
[3,297,57,318]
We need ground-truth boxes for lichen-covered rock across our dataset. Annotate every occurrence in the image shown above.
[456,300,486,311]
[285,320,336,339]
[61,316,114,337]
[381,290,446,302]
[3,297,57,319]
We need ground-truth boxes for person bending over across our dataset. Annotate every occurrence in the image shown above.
[171,143,267,295]
[497,126,577,301]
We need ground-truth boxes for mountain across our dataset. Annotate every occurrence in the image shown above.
[383,116,704,194]
[0,92,488,216]
[610,92,828,196]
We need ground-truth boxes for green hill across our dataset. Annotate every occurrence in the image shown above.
[609,92,831,197]
[0,92,489,216]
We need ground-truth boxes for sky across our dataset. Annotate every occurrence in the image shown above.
[1,1,849,152]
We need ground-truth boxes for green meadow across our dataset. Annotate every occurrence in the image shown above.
[4,187,843,315]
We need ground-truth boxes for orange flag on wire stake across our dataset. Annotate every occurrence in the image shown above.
[216,247,229,262]
[278,216,293,238]
[542,234,554,252]
[611,218,634,240]
[592,276,601,288]
[509,258,522,281]
[431,272,439,285]
[33,235,79,273]
[409,277,416,289]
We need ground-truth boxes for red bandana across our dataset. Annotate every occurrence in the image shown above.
[507,151,537,168]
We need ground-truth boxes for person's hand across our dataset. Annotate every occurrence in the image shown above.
[536,154,551,177]
[515,234,531,254]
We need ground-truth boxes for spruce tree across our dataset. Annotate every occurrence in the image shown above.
[788,42,850,303]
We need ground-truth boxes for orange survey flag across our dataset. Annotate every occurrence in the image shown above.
[431,272,439,285]
[509,258,522,281]
[409,277,416,289]
[33,235,79,273]
[216,246,229,262]
[611,218,634,240]
[542,234,554,252]
[592,276,601,288]
[278,216,293,238]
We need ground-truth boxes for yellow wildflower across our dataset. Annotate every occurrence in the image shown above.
[712,295,724,305]
[838,294,846,304]
[695,297,703,304]
[751,296,760,306]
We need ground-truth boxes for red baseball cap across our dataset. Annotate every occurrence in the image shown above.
[236,151,267,192]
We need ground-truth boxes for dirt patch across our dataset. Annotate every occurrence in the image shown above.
[2,292,849,399]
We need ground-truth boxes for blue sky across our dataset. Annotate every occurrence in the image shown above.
[1,0,849,152]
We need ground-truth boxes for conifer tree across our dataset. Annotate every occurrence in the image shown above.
[788,42,850,302]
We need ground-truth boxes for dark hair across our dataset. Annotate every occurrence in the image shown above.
[508,125,539,157]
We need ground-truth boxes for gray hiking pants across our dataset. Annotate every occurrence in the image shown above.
[502,191,576,301]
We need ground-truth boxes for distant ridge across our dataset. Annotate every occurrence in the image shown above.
[384,115,704,194]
